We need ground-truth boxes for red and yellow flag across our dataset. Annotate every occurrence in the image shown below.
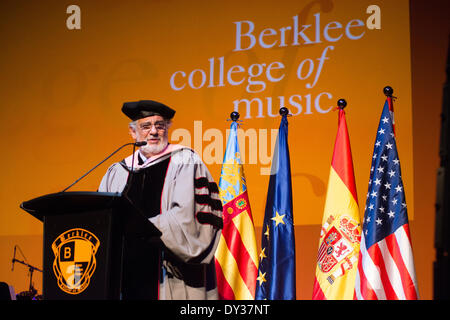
[312,107,362,300]
[214,121,258,300]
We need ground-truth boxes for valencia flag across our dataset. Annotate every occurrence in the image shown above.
[214,120,258,299]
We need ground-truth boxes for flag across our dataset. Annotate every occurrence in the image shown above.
[214,120,258,300]
[354,97,419,300]
[312,107,362,300]
[255,113,296,300]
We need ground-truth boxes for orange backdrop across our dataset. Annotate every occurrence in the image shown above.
[0,0,448,299]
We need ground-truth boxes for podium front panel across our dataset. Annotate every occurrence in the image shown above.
[43,209,121,300]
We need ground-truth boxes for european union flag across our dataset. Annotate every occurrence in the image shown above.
[255,113,296,300]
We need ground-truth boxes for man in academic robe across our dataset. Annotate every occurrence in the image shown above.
[98,100,223,300]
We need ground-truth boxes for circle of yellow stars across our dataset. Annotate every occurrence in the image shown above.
[257,210,286,286]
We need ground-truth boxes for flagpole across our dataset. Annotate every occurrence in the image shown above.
[229,111,243,127]
[255,104,296,300]
[383,85,393,98]
[337,98,347,110]
[383,85,394,112]
[313,96,361,300]
[215,109,258,300]
[383,85,396,135]
[336,99,347,127]
[355,86,419,300]
[279,106,289,116]
[230,111,240,122]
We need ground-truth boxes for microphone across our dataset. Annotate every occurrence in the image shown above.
[11,245,16,271]
[61,141,147,192]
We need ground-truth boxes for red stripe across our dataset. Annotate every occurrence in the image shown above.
[387,96,394,112]
[312,278,326,300]
[387,96,396,135]
[356,252,378,299]
[403,223,412,241]
[358,227,418,300]
[215,258,235,300]
[384,227,418,300]
[221,217,258,295]
[367,244,398,299]
[331,109,358,203]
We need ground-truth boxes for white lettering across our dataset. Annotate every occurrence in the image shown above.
[227,65,246,86]
[170,57,286,93]
[234,21,256,51]
[345,19,365,40]
[292,15,313,45]
[169,71,186,91]
[233,92,333,119]
[297,58,314,80]
[233,97,264,119]
[233,13,365,51]
[306,45,334,89]
[188,69,206,89]
[259,28,278,48]
[266,61,285,83]
[323,21,343,42]
[247,63,266,93]
[315,91,333,113]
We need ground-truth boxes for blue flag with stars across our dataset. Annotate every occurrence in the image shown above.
[255,114,296,300]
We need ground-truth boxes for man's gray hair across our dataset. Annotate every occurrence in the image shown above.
[129,120,138,131]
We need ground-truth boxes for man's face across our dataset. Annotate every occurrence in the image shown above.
[130,115,169,157]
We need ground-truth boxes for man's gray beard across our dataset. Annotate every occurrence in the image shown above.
[140,138,168,156]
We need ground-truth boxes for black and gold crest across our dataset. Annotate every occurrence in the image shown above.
[51,228,100,295]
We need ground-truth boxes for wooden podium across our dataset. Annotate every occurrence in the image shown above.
[20,192,161,300]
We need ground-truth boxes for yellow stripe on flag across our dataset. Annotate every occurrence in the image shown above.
[215,236,254,300]
[232,210,259,268]
[315,167,361,300]
[321,167,359,223]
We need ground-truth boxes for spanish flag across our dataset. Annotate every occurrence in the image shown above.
[214,121,258,300]
[312,105,362,300]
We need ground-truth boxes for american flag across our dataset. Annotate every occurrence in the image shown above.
[354,97,419,300]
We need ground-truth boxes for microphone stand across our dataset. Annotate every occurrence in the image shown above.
[61,141,146,192]
[12,258,42,297]
[11,245,42,299]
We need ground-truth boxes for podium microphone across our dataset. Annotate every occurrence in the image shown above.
[61,141,147,192]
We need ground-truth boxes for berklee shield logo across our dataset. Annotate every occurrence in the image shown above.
[51,228,100,294]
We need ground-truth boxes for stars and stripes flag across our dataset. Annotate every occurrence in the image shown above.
[214,120,258,300]
[255,112,296,300]
[354,96,419,300]
[313,106,362,300]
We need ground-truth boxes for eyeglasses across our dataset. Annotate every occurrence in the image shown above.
[139,121,167,132]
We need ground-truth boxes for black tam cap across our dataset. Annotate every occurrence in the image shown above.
[122,100,176,121]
